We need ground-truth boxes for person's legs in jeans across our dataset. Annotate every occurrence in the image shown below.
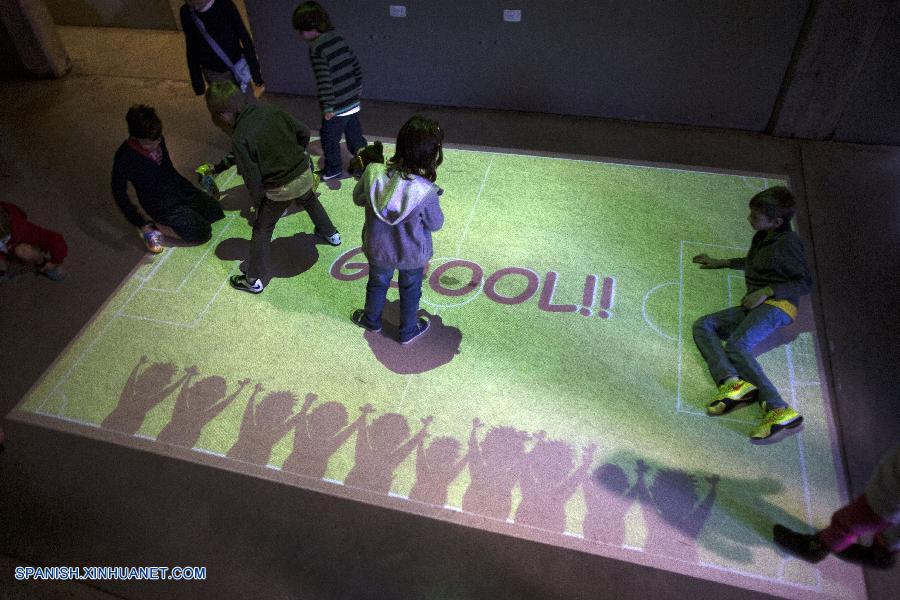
[245,198,291,282]
[343,113,367,156]
[294,189,338,237]
[361,264,393,329]
[693,305,792,407]
[692,306,747,386]
[397,267,425,341]
[722,304,793,410]
[319,116,344,177]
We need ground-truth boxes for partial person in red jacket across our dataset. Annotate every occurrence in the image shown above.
[0,201,67,282]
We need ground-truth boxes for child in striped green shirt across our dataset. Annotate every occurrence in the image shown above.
[293,2,367,180]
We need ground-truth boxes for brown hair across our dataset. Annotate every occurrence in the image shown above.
[749,186,795,227]
[292,2,332,32]
[388,115,444,182]
[126,105,162,140]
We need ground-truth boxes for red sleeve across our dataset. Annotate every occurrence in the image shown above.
[5,203,68,264]
[24,221,68,264]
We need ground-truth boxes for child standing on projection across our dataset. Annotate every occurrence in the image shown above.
[351,115,444,344]
[293,1,366,180]
[691,186,811,440]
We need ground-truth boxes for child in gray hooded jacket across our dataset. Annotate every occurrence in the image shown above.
[351,116,444,344]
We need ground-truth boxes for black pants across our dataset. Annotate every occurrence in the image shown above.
[245,189,337,281]
[156,189,225,244]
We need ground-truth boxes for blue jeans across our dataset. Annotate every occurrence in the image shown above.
[361,264,424,342]
[320,112,366,176]
[692,304,793,409]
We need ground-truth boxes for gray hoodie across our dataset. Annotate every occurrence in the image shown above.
[353,163,444,270]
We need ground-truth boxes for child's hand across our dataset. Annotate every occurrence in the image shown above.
[323,111,335,121]
[741,288,769,310]
[692,253,727,269]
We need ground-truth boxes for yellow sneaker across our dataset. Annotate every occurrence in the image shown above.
[750,407,803,439]
[707,379,757,415]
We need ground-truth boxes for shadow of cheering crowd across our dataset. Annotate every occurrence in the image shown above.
[102,357,719,561]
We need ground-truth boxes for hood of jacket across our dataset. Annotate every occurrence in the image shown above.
[363,163,436,225]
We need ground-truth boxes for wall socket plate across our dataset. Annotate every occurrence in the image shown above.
[389,5,407,18]
[503,9,522,22]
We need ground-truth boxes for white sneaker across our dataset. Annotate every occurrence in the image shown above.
[316,229,342,246]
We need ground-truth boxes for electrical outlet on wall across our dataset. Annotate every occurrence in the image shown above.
[389,5,406,18]
[503,9,521,22]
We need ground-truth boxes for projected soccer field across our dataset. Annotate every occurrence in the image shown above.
[12,146,864,599]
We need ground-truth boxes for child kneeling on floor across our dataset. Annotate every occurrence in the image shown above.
[351,115,444,344]
[691,186,811,440]
[0,201,67,281]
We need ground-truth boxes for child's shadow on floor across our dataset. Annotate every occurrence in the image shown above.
[215,232,321,285]
[362,301,462,374]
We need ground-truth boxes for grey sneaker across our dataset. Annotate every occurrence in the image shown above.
[400,317,430,345]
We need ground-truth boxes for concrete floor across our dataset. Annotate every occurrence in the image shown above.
[0,26,897,600]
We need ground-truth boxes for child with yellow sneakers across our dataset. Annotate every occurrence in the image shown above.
[691,186,811,440]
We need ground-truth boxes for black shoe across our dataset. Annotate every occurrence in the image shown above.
[351,309,381,333]
[399,317,430,345]
[836,543,897,569]
[315,169,342,181]
[773,524,828,563]
[229,274,264,294]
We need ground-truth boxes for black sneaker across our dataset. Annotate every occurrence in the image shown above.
[230,274,264,294]
[399,317,430,345]
[351,309,381,333]
[315,169,342,181]
[835,543,897,569]
[773,524,828,563]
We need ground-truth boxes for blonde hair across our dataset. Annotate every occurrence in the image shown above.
[205,80,248,116]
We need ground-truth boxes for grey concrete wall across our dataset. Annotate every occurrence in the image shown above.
[246,0,808,131]
[833,1,900,145]
[45,0,176,29]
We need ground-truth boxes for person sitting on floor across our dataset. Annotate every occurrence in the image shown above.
[111,104,225,253]
[0,201,67,281]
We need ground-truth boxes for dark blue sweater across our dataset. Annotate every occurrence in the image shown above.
[111,138,199,228]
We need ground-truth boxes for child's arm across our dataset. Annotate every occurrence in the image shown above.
[111,154,152,229]
[420,190,445,232]
[178,6,207,96]
[352,176,368,207]
[231,139,266,211]
[692,254,737,269]
[225,0,264,85]
[282,112,311,149]
[310,47,336,117]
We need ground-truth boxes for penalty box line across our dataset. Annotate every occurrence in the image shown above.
[35,217,239,414]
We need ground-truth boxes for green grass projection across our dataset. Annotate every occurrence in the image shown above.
[16,148,862,599]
